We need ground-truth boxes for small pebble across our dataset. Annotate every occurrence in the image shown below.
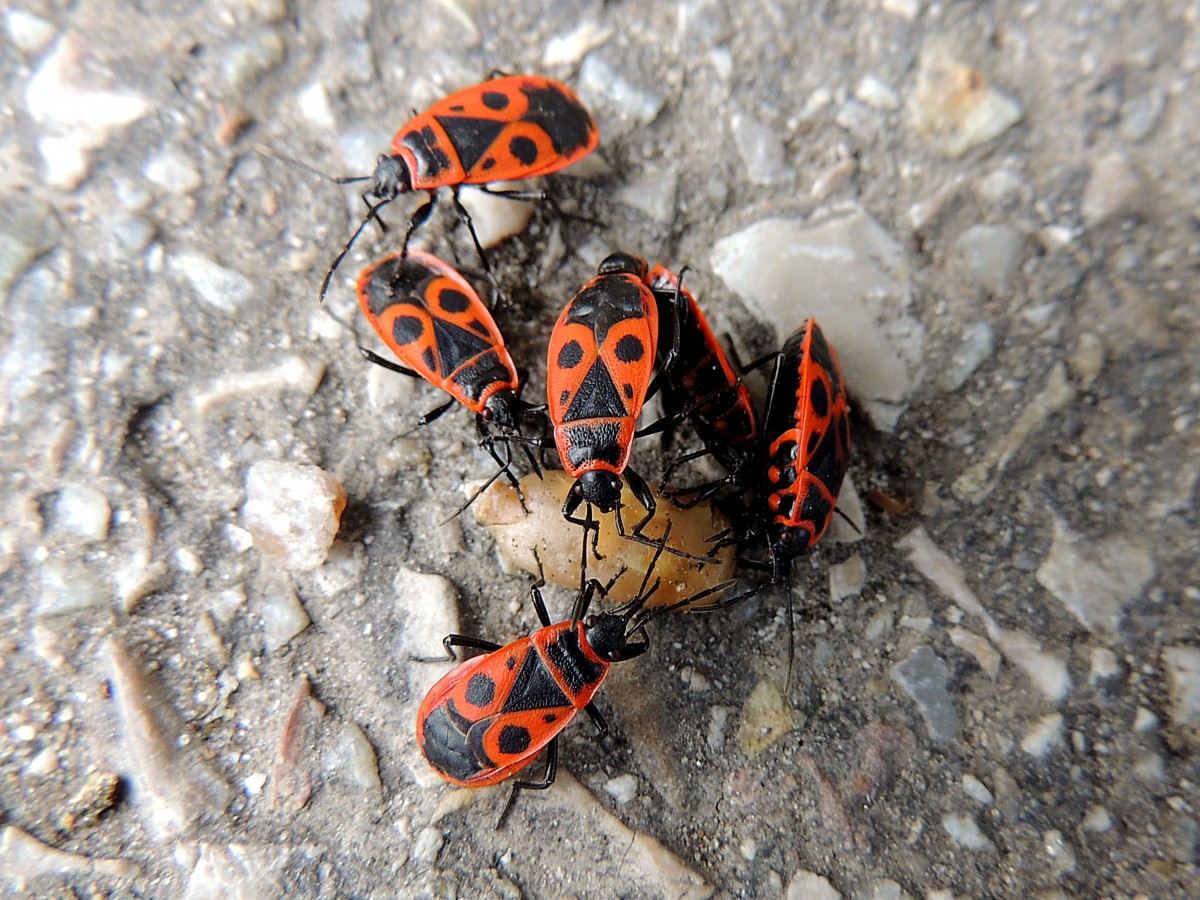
[908,36,1022,157]
[891,646,959,743]
[1081,152,1142,227]
[1082,805,1113,833]
[52,484,110,542]
[864,880,909,900]
[242,461,346,571]
[864,608,893,641]
[855,75,900,111]
[297,82,335,129]
[786,869,842,900]
[244,772,267,796]
[1133,706,1159,733]
[614,169,678,223]
[1089,647,1120,683]
[730,112,791,184]
[947,627,1001,678]
[169,251,258,313]
[604,773,638,804]
[707,705,730,752]
[1119,87,1167,142]
[25,747,60,777]
[542,21,612,67]
[1020,713,1065,757]
[144,148,202,195]
[5,9,56,52]
[260,585,310,650]
[739,837,757,861]
[828,554,866,602]
[955,225,1024,296]
[221,30,286,91]
[834,100,883,139]
[881,0,920,19]
[1067,333,1104,389]
[328,722,382,796]
[411,827,445,864]
[193,356,324,414]
[456,183,535,249]
[942,812,993,850]
[0,197,60,298]
[394,566,461,660]
[1162,646,1200,726]
[940,321,995,392]
[736,680,795,756]
[1035,515,1156,636]
[579,54,665,126]
[962,774,993,805]
[1043,830,1077,877]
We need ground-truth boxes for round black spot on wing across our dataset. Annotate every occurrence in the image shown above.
[465,673,496,707]
[482,158,496,170]
[439,287,471,314]
[509,135,539,166]
[543,713,558,723]
[506,656,517,670]
[809,378,830,418]
[482,91,509,110]
[559,390,571,406]
[391,315,425,347]
[557,340,584,369]
[498,724,531,755]
[614,334,645,363]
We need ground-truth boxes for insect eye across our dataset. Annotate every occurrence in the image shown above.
[481,408,494,422]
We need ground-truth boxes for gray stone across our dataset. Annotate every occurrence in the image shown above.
[169,251,259,313]
[730,112,791,184]
[787,869,842,900]
[1081,152,1142,227]
[955,225,1025,295]
[0,197,59,299]
[710,208,924,431]
[145,148,203,195]
[891,646,959,742]
[242,461,346,572]
[942,813,993,850]
[220,30,286,91]
[1162,646,1200,726]
[1120,87,1167,142]
[579,54,666,127]
[940,321,995,392]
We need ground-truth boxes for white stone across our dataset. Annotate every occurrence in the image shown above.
[604,773,638,804]
[1020,713,1065,757]
[411,827,445,864]
[962,774,993,805]
[1043,830,1077,877]
[456,183,536,250]
[181,843,292,899]
[855,75,900,111]
[1089,647,1120,683]
[948,627,1001,678]
[242,462,346,571]
[1082,805,1113,832]
[243,772,267,796]
[0,825,140,886]
[579,54,665,126]
[193,357,324,415]
[542,21,612,67]
[1081,152,1142,228]
[210,586,247,623]
[730,112,791,184]
[786,869,842,900]
[829,554,866,602]
[881,0,920,19]
[614,169,678,223]
[53,483,110,542]
[26,36,149,187]
[5,10,56,52]
[259,585,310,650]
[169,251,258,313]
[1162,646,1200,726]
[25,747,60,777]
[711,208,923,431]
[955,225,1024,295]
[145,149,203,195]
[297,82,335,129]
[908,36,1022,158]
[940,321,995,392]
[328,722,382,796]
[826,476,866,543]
[942,813,992,850]
[1036,516,1156,635]
[1133,706,1159,733]
[395,566,461,696]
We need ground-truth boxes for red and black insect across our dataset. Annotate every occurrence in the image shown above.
[417,533,729,824]
[321,74,600,301]
[641,264,759,501]
[693,318,851,683]
[356,249,540,486]
[546,252,679,537]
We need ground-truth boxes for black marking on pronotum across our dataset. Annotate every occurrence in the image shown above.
[543,629,604,694]
[401,125,453,180]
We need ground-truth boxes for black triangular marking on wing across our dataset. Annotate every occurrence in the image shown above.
[431,316,493,375]
[433,116,507,173]
[501,649,570,713]
[565,359,627,422]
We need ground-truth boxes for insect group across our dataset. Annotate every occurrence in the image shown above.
[320,73,854,824]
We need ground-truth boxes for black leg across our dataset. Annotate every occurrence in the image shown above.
[496,740,558,829]
[413,633,502,663]
[360,348,421,379]
[401,193,436,258]
[583,703,609,741]
[320,195,396,303]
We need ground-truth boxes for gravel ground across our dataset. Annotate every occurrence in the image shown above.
[2,1,1198,897]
